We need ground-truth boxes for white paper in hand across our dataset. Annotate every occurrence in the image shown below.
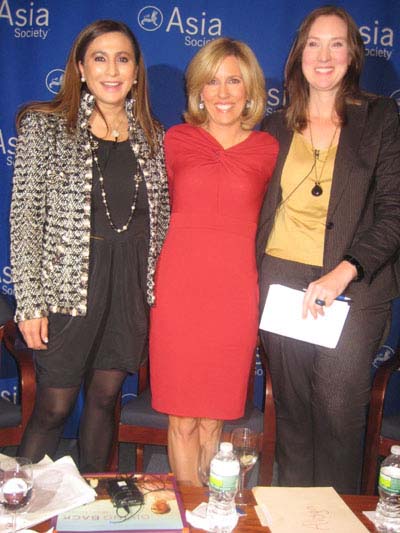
[260,284,350,349]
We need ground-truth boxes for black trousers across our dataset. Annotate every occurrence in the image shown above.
[259,254,390,494]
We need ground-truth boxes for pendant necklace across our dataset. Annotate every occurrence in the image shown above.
[309,123,338,197]
[110,116,127,144]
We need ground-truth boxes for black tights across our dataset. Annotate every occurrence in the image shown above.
[18,369,126,472]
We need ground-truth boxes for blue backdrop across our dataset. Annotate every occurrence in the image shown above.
[0,1,399,422]
[1,0,400,299]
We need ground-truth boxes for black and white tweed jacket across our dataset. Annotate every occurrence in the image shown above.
[10,92,170,322]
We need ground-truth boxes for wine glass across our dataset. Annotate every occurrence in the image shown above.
[198,441,219,487]
[231,427,258,505]
[0,457,33,533]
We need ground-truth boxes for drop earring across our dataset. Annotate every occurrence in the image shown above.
[199,101,205,110]
[245,100,252,109]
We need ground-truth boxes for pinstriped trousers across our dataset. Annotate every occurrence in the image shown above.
[259,254,391,494]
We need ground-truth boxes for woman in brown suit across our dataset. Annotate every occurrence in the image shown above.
[257,6,400,493]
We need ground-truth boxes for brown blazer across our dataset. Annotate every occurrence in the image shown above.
[256,97,400,307]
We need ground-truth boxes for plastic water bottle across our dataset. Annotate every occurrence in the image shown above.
[375,445,400,532]
[207,442,240,533]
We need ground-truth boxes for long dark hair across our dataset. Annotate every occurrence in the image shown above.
[17,20,160,150]
[284,5,365,131]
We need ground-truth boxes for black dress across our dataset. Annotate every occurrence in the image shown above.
[34,137,150,387]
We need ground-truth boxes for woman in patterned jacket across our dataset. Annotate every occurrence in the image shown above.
[10,20,169,471]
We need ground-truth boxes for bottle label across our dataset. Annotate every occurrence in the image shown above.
[209,472,238,492]
[379,470,400,494]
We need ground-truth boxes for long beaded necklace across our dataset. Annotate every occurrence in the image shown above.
[88,128,142,233]
[308,123,338,197]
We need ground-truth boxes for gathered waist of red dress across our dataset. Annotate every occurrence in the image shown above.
[169,212,257,239]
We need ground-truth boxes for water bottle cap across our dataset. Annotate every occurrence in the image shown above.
[220,442,233,453]
[391,445,400,455]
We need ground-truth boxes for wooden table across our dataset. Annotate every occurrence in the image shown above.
[32,480,379,532]
[181,487,379,532]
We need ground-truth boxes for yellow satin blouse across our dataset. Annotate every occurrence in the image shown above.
[266,131,338,266]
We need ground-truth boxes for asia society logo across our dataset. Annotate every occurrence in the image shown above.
[0,128,17,167]
[138,6,163,31]
[46,69,64,94]
[372,345,395,368]
[137,5,222,48]
[0,0,50,40]
[359,20,394,61]
[1,265,13,297]
[390,89,400,112]
[265,87,286,116]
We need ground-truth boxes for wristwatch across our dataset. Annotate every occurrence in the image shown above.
[343,255,364,282]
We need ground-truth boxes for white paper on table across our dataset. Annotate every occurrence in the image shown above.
[259,284,350,349]
[0,455,96,532]
[252,486,369,532]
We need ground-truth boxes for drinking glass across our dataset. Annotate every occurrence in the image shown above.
[231,427,258,505]
[0,457,33,533]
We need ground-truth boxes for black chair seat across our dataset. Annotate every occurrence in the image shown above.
[121,389,168,429]
[382,414,400,440]
[0,397,21,428]
[121,388,263,433]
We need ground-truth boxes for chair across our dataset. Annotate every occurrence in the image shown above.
[361,351,400,494]
[0,319,36,447]
[110,341,276,485]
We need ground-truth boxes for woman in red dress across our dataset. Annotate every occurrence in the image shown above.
[150,38,278,485]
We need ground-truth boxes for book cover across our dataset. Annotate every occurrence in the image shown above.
[55,473,189,532]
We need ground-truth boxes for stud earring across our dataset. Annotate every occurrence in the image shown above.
[133,79,138,85]
[81,76,86,83]
[199,101,205,110]
[245,100,252,109]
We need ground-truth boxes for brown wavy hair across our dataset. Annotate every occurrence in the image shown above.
[184,37,266,130]
[16,20,160,151]
[284,5,365,131]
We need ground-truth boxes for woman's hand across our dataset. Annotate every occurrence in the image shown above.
[302,261,358,319]
[18,317,49,350]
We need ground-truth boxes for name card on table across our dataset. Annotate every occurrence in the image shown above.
[252,486,368,532]
[259,284,350,349]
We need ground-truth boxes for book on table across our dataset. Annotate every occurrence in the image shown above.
[55,473,189,532]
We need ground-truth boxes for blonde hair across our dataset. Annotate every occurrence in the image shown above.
[184,37,266,130]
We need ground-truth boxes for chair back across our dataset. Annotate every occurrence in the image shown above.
[0,321,36,447]
[361,351,400,494]
[0,296,13,327]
